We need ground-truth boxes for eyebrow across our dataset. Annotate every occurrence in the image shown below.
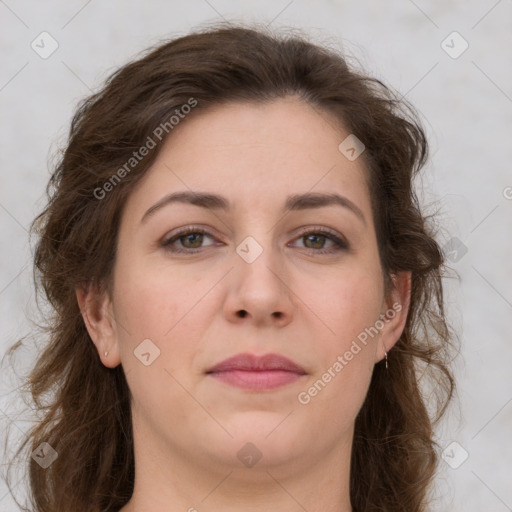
[140,191,366,226]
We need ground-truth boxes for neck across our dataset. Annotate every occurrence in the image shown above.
[120,422,354,512]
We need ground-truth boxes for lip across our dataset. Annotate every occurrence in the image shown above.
[206,353,307,391]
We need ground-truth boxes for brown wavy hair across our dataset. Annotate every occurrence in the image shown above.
[3,23,458,512]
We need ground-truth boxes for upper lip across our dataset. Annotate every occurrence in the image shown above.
[206,353,307,374]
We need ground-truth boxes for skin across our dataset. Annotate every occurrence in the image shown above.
[77,96,411,512]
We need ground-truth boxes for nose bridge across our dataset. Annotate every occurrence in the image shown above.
[229,228,293,322]
[234,231,282,287]
[231,203,279,263]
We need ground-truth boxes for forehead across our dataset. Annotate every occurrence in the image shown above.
[123,97,373,223]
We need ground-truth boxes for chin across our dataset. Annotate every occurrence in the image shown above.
[214,411,307,464]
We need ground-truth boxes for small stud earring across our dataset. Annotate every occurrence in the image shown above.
[384,350,388,369]
[104,351,108,357]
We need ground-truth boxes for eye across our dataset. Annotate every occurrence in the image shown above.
[160,226,349,255]
[161,227,218,254]
[289,227,349,254]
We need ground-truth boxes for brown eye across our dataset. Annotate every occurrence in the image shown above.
[290,228,349,254]
[180,232,204,249]
[161,228,217,253]
[303,233,328,250]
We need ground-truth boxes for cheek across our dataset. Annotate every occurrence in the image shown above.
[111,263,203,418]
[297,272,379,429]
[112,256,210,373]
[305,266,383,343]
[113,253,195,329]
[298,267,382,401]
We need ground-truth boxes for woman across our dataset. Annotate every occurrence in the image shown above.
[5,24,456,512]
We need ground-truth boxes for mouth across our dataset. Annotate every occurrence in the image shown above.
[205,353,307,391]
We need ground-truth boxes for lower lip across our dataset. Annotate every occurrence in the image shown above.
[208,370,304,390]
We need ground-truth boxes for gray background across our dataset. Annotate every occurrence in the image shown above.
[1,1,511,511]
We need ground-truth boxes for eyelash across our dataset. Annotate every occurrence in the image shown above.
[161,225,349,255]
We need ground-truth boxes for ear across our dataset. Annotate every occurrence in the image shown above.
[375,270,412,364]
[76,283,122,368]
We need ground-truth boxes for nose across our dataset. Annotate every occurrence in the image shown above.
[223,238,295,328]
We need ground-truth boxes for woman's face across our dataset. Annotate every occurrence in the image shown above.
[81,97,410,477]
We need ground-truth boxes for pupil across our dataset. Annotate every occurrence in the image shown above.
[184,233,202,247]
[307,234,324,248]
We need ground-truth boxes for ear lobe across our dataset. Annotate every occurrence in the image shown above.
[376,271,412,363]
[75,284,121,368]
